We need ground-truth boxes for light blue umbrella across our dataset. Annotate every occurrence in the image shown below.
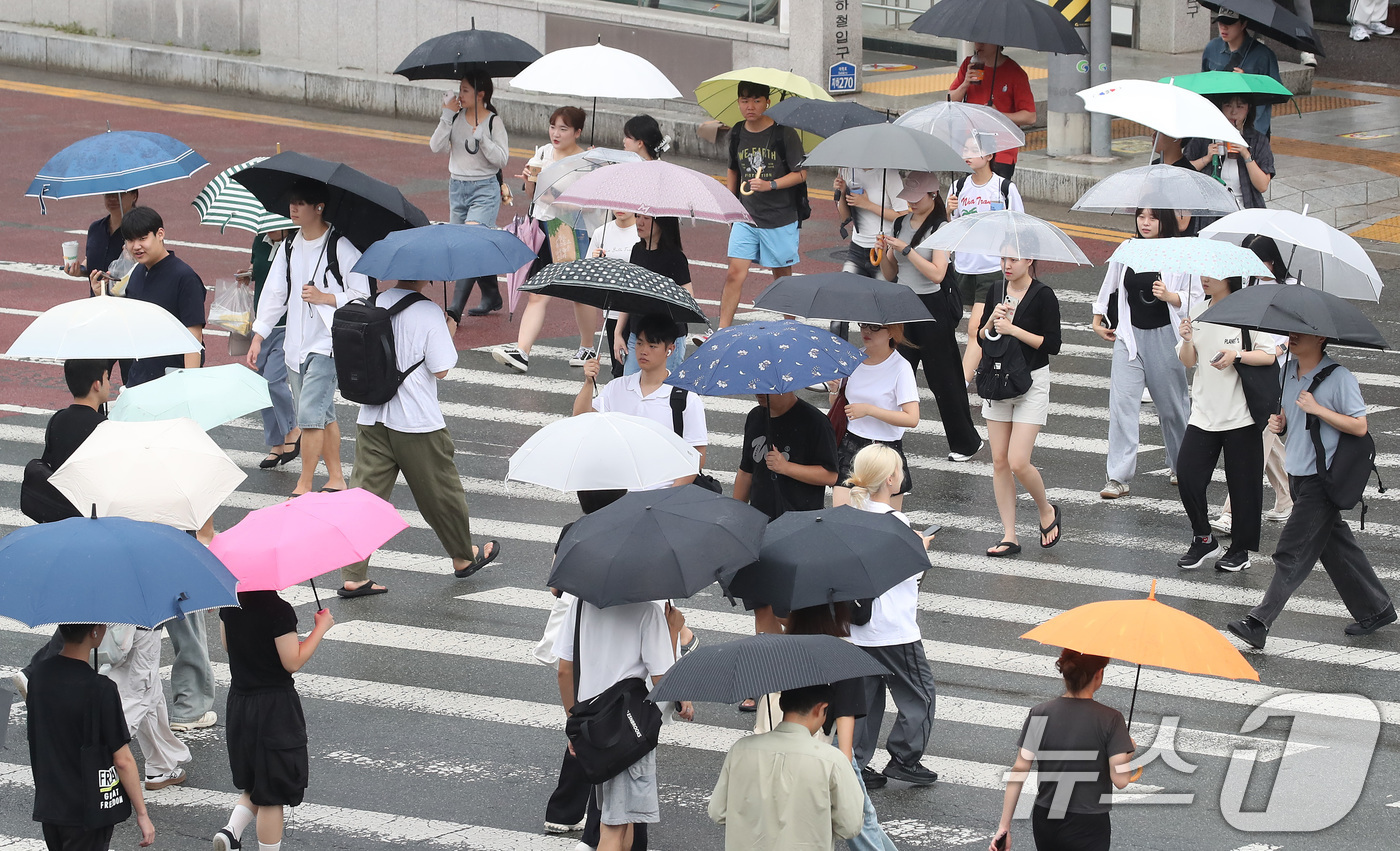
[669,320,864,396]
[26,130,209,212]
[1110,237,1270,280]
[109,363,272,431]
[352,223,537,282]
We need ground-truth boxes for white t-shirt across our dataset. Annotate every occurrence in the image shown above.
[594,372,707,446]
[845,352,920,442]
[1179,300,1274,432]
[848,501,922,647]
[843,168,909,248]
[588,221,640,260]
[528,143,573,222]
[552,598,675,702]
[951,173,1025,276]
[252,229,372,372]
[355,288,460,433]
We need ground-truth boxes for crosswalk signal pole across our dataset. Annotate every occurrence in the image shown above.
[1089,0,1112,158]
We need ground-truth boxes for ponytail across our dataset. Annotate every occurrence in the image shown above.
[843,443,901,507]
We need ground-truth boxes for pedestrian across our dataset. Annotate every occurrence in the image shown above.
[709,683,865,850]
[977,256,1063,557]
[831,324,919,512]
[429,69,509,321]
[844,444,939,789]
[988,649,1136,851]
[589,211,641,379]
[1289,0,1318,64]
[247,181,372,496]
[64,189,137,291]
[622,114,671,162]
[1226,332,1397,649]
[1182,95,1274,210]
[1201,9,1281,135]
[100,622,191,792]
[212,593,334,851]
[492,106,598,373]
[733,391,838,521]
[338,279,501,597]
[1175,275,1277,572]
[1347,0,1393,42]
[244,229,301,470]
[947,42,1036,178]
[616,215,692,375]
[718,81,807,330]
[878,171,983,463]
[835,168,906,281]
[26,623,155,851]
[1091,209,1199,500]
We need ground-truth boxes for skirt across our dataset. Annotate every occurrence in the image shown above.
[227,688,309,807]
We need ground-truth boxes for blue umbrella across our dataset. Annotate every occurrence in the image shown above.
[351,223,537,282]
[669,320,864,396]
[25,130,209,212]
[0,515,239,628]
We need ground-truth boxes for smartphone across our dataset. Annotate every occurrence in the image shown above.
[1210,351,1227,365]
[992,832,1008,851]
[924,525,942,537]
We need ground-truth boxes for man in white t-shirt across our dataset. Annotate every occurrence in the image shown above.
[337,280,499,597]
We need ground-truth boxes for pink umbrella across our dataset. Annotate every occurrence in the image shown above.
[504,214,545,319]
[209,488,408,607]
[552,160,753,224]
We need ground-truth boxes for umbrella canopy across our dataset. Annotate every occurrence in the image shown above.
[192,157,296,234]
[511,42,682,100]
[1078,80,1246,147]
[351,223,538,282]
[1109,237,1270,281]
[50,418,247,530]
[909,0,1087,54]
[1196,284,1387,349]
[0,515,238,628]
[669,320,864,396]
[534,147,642,233]
[648,634,889,705]
[547,484,768,607]
[726,505,930,614]
[1200,0,1323,55]
[26,130,209,206]
[1200,209,1383,301]
[922,210,1092,264]
[233,151,430,252]
[508,412,701,492]
[504,214,546,318]
[752,272,935,325]
[695,68,834,129]
[553,160,752,224]
[1071,163,1240,216]
[764,98,886,140]
[6,293,203,360]
[109,363,273,431]
[521,258,706,323]
[393,22,542,80]
[210,489,408,592]
[894,101,1026,157]
[1163,71,1295,106]
[801,124,971,174]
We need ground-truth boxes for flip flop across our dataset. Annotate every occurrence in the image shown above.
[986,541,1022,558]
[738,698,758,713]
[454,540,502,578]
[337,581,387,598]
[1040,505,1062,549]
[319,487,343,493]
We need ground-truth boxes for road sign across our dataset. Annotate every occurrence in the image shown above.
[1052,0,1090,26]
[828,61,857,93]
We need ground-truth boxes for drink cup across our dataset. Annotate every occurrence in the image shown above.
[62,241,79,266]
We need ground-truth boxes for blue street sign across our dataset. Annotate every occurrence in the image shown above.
[828,61,857,93]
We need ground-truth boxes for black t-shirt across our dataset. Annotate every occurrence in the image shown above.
[27,655,131,826]
[624,245,692,338]
[220,590,299,692]
[1123,268,1171,330]
[123,251,206,386]
[821,675,871,736]
[738,398,838,520]
[1017,696,1134,815]
[41,405,105,469]
[729,122,805,229]
[84,215,125,282]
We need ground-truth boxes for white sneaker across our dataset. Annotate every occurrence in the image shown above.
[491,344,529,373]
[1264,507,1292,522]
[569,347,597,367]
[144,767,187,790]
[545,819,587,834]
[1210,513,1233,535]
[948,440,983,462]
[1300,51,1317,66]
[169,710,217,732]
[1100,480,1129,499]
[10,672,27,701]
[1351,24,1373,41]
[1369,21,1394,35]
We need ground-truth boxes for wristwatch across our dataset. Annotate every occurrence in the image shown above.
[901,245,913,256]
[1242,155,1254,164]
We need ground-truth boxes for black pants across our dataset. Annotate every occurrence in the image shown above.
[990,160,1016,180]
[1031,806,1110,851]
[1176,423,1263,552]
[447,276,501,319]
[42,824,114,851]
[602,317,625,379]
[901,288,981,457]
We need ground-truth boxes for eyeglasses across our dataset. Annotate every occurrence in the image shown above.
[859,324,887,332]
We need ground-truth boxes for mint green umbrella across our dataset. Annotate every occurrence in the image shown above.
[1161,71,1297,110]
[109,363,272,431]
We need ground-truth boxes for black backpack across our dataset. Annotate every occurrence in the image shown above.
[729,124,811,225]
[1305,363,1386,524]
[20,458,80,524]
[669,386,723,493]
[952,173,1012,211]
[331,290,429,405]
[974,280,1041,401]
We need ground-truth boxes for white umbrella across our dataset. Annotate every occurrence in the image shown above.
[1077,80,1246,148]
[508,412,700,492]
[109,363,273,431]
[893,101,1025,156]
[1200,209,1383,302]
[510,43,682,100]
[51,418,246,529]
[922,210,1092,265]
[1072,164,1240,216]
[6,293,204,359]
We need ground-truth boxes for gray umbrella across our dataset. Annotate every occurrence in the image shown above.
[801,124,971,173]
[1072,164,1240,216]
[1196,284,1387,350]
[752,272,934,325]
[648,634,889,704]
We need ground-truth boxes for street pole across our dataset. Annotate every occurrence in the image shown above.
[1089,0,1112,158]
[1046,39,1089,157]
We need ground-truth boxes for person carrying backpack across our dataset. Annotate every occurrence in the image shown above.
[1227,332,1395,649]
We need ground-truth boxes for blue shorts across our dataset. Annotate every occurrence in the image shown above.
[728,221,800,270]
[288,352,338,429]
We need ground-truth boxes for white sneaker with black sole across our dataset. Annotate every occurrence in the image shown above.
[1177,535,1221,570]
[544,819,587,834]
[948,440,983,462]
[491,344,529,373]
[1215,550,1251,572]
[1351,24,1372,41]
[569,347,597,367]
[1300,51,1317,66]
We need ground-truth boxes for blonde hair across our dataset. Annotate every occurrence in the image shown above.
[844,444,901,508]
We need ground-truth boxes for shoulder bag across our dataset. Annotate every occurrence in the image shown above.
[1235,329,1282,428]
[974,281,1040,401]
[828,378,849,443]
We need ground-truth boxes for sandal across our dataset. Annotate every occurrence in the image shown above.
[337,581,387,598]
[1040,505,1062,549]
[738,698,758,713]
[277,437,301,466]
[986,541,1022,558]
[454,540,501,578]
[319,487,343,493]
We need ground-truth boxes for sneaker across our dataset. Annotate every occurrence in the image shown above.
[1177,535,1221,570]
[491,344,529,373]
[145,767,187,791]
[544,819,586,834]
[882,759,939,786]
[10,672,27,701]
[689,330,712,348]
[1100,480,1129,499]
[861,766,888,789]
[1351,24,1372,41]
[1300,51,1317,66]
[169,710,217,732]
[1169,471,1178,486]
[1215,549,1251,573]
[1263,507,1292,522]
[569,347,597,367]
[948,440,984,463]
[1345,602,1397,636]
[1369,21,1395,35]
[213,827,241,851]
[1227,615,1269,649]
[1210,513,1232,535]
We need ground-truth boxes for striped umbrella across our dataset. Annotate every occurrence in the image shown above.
[192,157,295,234]
[648,634,890,704]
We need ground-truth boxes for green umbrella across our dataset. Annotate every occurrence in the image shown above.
[109,363,273,431]
[192,157,296,234]
[1161,71,1297,109]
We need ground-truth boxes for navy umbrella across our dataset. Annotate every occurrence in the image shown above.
[648,634,889,704]
[393,20,542,80]
[26,130,209,212]
[763,98,887,140]
[753,272,935,325]
[352,224,537,282]
[1199,0,1324,55]
[1196,283,1387,350]
[669,320,863,396]
[909,0,1087,55]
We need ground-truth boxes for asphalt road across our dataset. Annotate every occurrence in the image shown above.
[1,66,1400,851]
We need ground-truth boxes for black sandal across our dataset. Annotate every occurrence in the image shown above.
[986,541,1022,558]
[1040,505,1062,549]
[454,541,501,578]
[337,581,387,598]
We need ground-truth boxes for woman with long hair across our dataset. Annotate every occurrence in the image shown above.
[622,114,671,161]
[831,325,920,511]
[1183,95,1275,211]
[616,214,692,375]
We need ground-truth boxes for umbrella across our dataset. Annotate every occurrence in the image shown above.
[669,320,864,396]
[50,418,247,530]
[695,67,834,131]
[751,272,935,325]
[552,160,752,224]
[534,147,643,233]
[921,210,1093,265]
[520,258,705,323]
[507,412,701,492]
[1196,284,1387,350]
[648,634,890,704]
[1071,164,1240,216]
[547,484,768,607]
[108,363,273,431]
[764,98,886,140]
[233,151,430,252]
[511,42,682,101]
[26,130,209,211]
[1078,80,1246,148]
[0,515,238,628]
[893,101,1026,157]
[192,157,296,234]
[1200,0,1324,55]
[6,293,203,360]
[908,0,1087,54]
[351,223,538,282]
[801,124,971,174]
[393,20,542,79]
[1108,238,1270,281]
[1163,71,1296,106]
[726,505,930,614]
[1200,209,1383,302]
[504,214,546,318]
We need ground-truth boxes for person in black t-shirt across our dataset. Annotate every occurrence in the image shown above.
[616,215,692,376]
[28,623,154,851]
[734,392,838,520]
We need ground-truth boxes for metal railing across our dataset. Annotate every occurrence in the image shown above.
[861,0,930,27]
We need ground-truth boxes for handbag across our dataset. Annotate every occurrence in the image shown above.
[828,378,849,443]
[20,458,79,524]
[563,605,663,785]
[1236,330,1282,428]
[1306,364,1386,519]
[669,387,723,493]
[81,675,131,829]
[974,281,1038,401]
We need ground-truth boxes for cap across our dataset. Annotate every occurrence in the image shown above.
[1213,7,1242,22]
[897,171,941,202]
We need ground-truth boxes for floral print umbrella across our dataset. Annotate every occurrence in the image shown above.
[669,320,864,396]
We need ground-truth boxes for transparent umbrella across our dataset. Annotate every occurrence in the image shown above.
[1072,164,1240,216]
[893,101,1025,157]
[921,210,1092,264]
[533,148,642,234]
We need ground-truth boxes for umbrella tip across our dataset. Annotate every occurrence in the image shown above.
[596,34,603,44]
[1148,579,1157,600]
[471,16,476,28]
[90,504,97,519]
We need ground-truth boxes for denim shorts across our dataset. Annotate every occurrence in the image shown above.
[727,221,801,269]
[287,352,338,429]
[448,175,502,227]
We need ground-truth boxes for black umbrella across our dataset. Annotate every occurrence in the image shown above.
[233,152,429,252]
[909,0,1087,55]
[648,634,889,704]
[548,484,768,608]
[1200,0,1324,56]
[521,258,706,323]
[753,272,935,325]
[393,19,543,80]
[1196,284,1387,349]
[726,506,929,614]
[764,98,887,139]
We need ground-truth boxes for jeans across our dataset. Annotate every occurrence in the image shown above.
[1106,326,1190,483]
[847,756,897,851]
[448,176,503,316]
[165,609,214,723]
[256,325,295,447]
[622,333,686,376]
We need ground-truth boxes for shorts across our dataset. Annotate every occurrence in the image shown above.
[842,241,881,278]
[287,352,338,429]
[728,221,801,270]
[953,268,1002,308]
[982,365,1050,426]
[227,688,309,807]
[596,749,659,825]
[836,431,913,496]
